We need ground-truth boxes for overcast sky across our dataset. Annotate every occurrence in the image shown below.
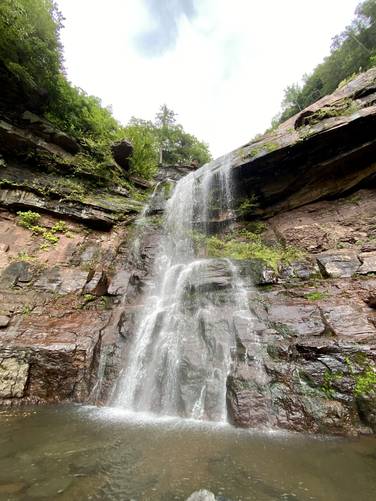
[56,0,360,158]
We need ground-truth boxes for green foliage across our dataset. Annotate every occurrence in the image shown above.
[354,366,376,396]
[235,195,259,216]
[322,370,343,398]
[17,210,40,229]
[276,0,376,124]
[122,119,159,179]
[0,0,62,102]
[205,230,303,270]
[304,291,328,301]
[17,211,67,245]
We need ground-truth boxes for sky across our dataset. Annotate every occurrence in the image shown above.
[56,0,361,159]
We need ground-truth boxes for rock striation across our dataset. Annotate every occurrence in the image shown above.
[0,69,375,435]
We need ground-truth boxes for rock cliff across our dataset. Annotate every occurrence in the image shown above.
[1,69,376,435]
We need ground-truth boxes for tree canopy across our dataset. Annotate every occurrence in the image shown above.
[0,1,212,180]
[122,105,212,179]
[275,0,376,124]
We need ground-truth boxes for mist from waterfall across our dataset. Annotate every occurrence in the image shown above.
[112,155,260,422]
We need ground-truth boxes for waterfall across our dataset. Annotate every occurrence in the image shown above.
[112,155,262,422]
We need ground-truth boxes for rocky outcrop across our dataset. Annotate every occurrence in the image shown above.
[225,188,376,435]
[202,68,376,220]
[111,139,133,171]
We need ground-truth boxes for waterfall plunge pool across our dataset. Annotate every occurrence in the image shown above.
[0,405,375,500]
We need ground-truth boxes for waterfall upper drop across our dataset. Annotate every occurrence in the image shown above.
[113,155,261,422]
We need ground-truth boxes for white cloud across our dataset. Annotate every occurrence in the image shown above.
[57,0,360,158]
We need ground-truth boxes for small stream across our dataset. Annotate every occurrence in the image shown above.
[0,406,375,500]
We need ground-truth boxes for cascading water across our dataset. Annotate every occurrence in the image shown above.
[113,154,265,422]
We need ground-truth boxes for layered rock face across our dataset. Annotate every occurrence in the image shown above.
[220,68,376,435]
[0,68,376,436]
[0,104,174,405]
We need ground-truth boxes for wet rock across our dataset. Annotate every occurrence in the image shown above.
[358,251,376,274]
[108,270,131,296]
[186,260,233,292]
[316,251,360,278]
[84,271,108,296]
[111,139,133,171]
[237,259,277,285]
[186,490,217,501]
[228,68,376,217]
[118,308,138,341]
[0,356,29,398]
[147,180,174,214]
[268,304,325,337]
[226,375,270,427]
[365,292,376,309]
[0,261,34,286]
[280,259,320,281]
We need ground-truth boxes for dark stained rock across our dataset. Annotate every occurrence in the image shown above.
[237,258,277,285]
[0,187,141,229]
[202,68,376,221]
[84,271,109,296]
[20,111,80,154]
[316,251,360,278]
[111,139,133,171]
[1,261,34,287]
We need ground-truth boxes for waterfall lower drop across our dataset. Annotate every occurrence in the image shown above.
[113,155,264,422]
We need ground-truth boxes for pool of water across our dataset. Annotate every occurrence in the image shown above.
[0,406,375,500]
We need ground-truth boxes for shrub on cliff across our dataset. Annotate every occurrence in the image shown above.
[275,0,376,124]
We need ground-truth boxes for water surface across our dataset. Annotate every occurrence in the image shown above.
[0,406,375,500]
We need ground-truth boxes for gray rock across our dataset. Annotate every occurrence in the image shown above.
[358,251,376,274]
[268,304,325,337]
[84,271,108,296]
[35,267,89,294]
[237,259,277,285]
[316,251,360,278]
[1,261,34,286]
[186,490,217,501]
[0,316,10,328]
[321,304,376,341]
[108,270,131,295]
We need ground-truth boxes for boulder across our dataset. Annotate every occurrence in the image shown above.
[0,316,10,328]
[108,270,132,296]
[358,251,376,274]
[84,271,109,296]
[316,251,360,278]
[111,139,133,171]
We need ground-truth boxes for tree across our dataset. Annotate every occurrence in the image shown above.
[274,0,376,125]
[122,118,159,179]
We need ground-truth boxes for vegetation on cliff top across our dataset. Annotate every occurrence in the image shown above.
[274,0,376,125]
[0,0,211,181]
